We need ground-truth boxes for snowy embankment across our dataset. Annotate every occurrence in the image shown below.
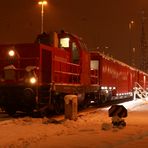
[0,99,148,148]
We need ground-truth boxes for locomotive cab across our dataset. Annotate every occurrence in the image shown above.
[0,31,91,116]
[58,30,88,64]
[58,31,91,85]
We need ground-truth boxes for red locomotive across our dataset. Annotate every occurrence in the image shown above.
[0,31,147,115]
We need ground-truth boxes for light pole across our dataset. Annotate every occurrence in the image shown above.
[129,20,134,30]
[129,20,135,66]
[38,0,48,34]
[132,47,136,67]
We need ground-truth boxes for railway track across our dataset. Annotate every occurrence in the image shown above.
[39,97,134,123]
[0,96,133,123]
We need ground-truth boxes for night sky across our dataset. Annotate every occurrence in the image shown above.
[0,0,148,67]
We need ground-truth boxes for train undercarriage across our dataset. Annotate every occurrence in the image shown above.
[0,83,134,116]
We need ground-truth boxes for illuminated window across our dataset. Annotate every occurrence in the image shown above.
[60,37,70,48]
[90,60,99,70]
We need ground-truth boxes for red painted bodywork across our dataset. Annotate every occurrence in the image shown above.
[0,42,148,95]
[90,51,148,94]
[0,31,148,115]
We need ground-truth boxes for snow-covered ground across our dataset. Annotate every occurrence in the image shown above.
[0,99,148,148]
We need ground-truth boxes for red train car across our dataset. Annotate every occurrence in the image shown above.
[90,51,133,103]
[0,31,147,115]
[90,51,148,101]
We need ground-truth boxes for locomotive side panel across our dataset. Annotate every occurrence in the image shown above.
[52,46,71,84]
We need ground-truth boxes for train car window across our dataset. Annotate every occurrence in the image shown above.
[72,42,79,63]
[90,60,99,70]
[59,37,70,48]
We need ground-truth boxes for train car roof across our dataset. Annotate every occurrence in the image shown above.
[90,50,148,76]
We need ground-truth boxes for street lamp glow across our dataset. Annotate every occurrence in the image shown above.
[38,1,47,5]
[129,20,134,29]
[131,20,134,24]
[38,1,48,33]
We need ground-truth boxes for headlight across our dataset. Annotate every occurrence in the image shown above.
[29,77,37,84]
[8,50,15,57]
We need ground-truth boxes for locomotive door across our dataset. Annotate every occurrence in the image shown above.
[41,49,52,83]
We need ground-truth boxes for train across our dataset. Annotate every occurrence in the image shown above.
[0,30,148,116]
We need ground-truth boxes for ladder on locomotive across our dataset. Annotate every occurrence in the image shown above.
[133,82,148,101]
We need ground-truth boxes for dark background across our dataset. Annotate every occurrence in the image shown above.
[0,0,148,68]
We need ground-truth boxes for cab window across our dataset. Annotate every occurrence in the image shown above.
[72,42,79,63]
[60,37,70,48]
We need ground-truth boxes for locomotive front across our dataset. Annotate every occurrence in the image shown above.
[0,31,87,116]
[0,44,39,115]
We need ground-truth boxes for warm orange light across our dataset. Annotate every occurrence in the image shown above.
[130,20,134,24]
[38,1,47,5]
[30,77,37,84]
[8,50,15,57]
[38,0,48,33]
[129,20,134,29]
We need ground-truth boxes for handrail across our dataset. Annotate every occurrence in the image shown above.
[133,82,148,101]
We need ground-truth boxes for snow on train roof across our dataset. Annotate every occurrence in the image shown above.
[90,50,148,76]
